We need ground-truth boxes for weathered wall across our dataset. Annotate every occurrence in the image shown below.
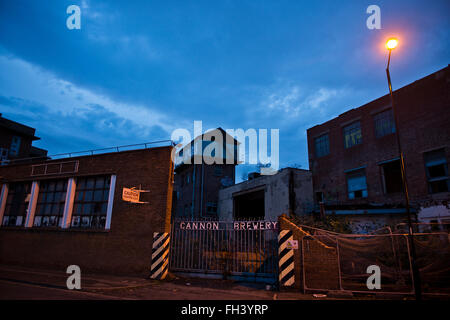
[218,168,313,221]
[307,65,450,208]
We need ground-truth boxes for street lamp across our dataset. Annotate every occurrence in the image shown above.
[385,37,422,300]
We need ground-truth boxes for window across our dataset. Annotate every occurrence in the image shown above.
[214,166,223,176]
[346,169,368,199]
[71,176,110,229]
[206,202,217,215]
[343,121,362,149]
[34,179,68,227]
[2,182,31,227]
[374,109,396,138]
[424,149,449,194]
[315,134,330,157]
[0,148,8,161]
[10,136,21,157]
[381,160,403,194]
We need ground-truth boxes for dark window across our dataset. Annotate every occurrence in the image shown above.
[381,160,403,194]
[2,182,31,227]
[206,202,217,215]
[10,136,21,157]
[374,109,396,138]
[315,134,330,157]
[71,176,110,229]
[316,192,324,203]
[343,121,362,149]
[424,149,449,194]
[214,166,223,176]
[34,179,68,227]
[346,169,368,199]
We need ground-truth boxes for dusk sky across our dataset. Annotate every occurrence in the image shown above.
[0,0,449,180]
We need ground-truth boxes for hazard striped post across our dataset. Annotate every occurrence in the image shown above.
[278,230,295,286]
[150,232,170,280]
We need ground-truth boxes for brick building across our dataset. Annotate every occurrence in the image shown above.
[0,113,47,163]
[0,144,174,275]
[307,65,450,232]
[172,128,239,219]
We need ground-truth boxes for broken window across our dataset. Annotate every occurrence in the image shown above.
[374,109,396,138]
[346,169,368,199]
[380,159,403,194]
[34,179,68,227]
[343,121,362,149]
[315,134,330,157]
[2,182,31,227]
[424,149,449,194]
[71,176,110,229]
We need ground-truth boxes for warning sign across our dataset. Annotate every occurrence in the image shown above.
[122,187,141,203]
[286,240,298,250]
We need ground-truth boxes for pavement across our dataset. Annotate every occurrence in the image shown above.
[0,264,415,300]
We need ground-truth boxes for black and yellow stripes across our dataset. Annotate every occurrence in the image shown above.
[278,230,295,286]
[150,232,170,280]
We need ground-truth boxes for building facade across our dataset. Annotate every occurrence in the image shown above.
[172,128,239,220]
[307,65,450,231]
[0,146,174,275]
[218,168,313,221]
[0,113,47,163]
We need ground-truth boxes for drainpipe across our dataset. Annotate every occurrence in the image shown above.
[200,162,204,217]
[191,164,196,219]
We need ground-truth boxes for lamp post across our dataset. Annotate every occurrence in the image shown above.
[385,37,421,300]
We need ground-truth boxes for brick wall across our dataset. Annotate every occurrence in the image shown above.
[278,215,339,291]
[0,146,174,276]
[307,65,450,208]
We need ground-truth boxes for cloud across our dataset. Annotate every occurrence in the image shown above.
[0,55,188,153]
[262,84,347,119]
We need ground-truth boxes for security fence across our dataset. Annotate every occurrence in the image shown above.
[298,224,450,296]
[169,219,279,283]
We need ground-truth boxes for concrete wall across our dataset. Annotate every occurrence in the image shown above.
[218,168,313,221]
[0,146,174,276]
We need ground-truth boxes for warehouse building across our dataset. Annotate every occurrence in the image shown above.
[0,142,174,275]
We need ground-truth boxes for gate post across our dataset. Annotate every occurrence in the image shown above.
[278,230,295,287]
[150,232,170,280]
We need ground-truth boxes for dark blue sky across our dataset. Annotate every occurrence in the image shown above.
[0,0,449,180]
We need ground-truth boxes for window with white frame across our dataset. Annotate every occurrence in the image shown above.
[33,179,68,227]
[346,169,368,199]
[2,182,31,227]
[71,176,110,229]
[424,149,449,194]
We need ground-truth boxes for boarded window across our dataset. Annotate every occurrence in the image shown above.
[424,149,449,194]
[347,169,368,199]
[343,121,362,149]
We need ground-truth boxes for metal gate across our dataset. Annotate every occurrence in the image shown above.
[169,219,279,283]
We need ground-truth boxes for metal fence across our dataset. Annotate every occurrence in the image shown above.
[169,219,279,282]
[299,225,450,296]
